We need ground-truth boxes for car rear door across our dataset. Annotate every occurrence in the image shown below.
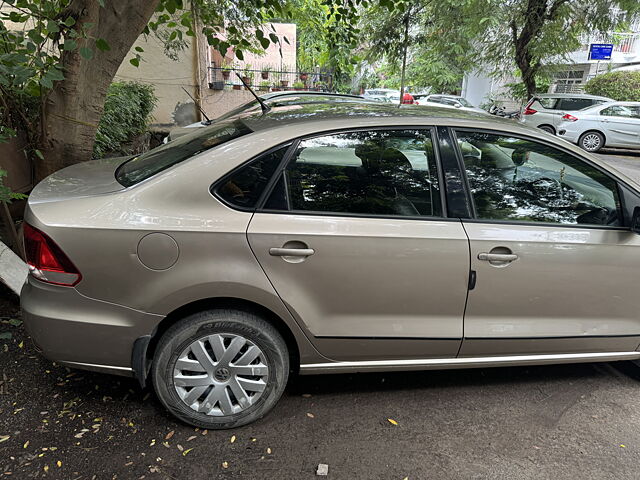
[597,105,640,148]
[246,128,470,362]
[453,128,640,357]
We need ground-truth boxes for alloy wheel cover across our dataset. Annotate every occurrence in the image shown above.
[173,333,269,416]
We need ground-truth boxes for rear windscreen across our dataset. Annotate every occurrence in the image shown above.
[116,120,252,187]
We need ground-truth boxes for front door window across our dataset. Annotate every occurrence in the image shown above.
[455,131,622,226]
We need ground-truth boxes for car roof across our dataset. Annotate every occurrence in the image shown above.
[581,100,640,110]
[261,91,365,100]
[365,88,398,93]
[238,102,520,133]
[533,93,612,100]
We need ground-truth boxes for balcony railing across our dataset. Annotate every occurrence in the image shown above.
[207,64,333,93]
[579,32,640,54]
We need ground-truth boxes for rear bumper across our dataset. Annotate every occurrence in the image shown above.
[21,276,163,377]
[556,126,580,144]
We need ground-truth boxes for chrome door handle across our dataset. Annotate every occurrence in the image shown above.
[478,253,518,262]
[269,247,315,257]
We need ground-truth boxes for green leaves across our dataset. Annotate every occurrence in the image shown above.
[95,39,110,52]
[585,71,640,102]
[63,39,77,51]
[93,82,157,159]
[79,47,94,60]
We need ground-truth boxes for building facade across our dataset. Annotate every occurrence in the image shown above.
[114,23,297,129]
[462,21,640,107]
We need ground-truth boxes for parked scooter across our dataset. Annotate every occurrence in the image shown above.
[488,104,520,120]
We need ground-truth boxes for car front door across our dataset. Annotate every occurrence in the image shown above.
[454,129,640,357]
[247,128,470,361]
[598,105,640,148]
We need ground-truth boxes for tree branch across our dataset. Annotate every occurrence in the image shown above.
[546,0,570,21]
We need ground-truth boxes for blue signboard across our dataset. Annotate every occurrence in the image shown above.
[589,43,614,61]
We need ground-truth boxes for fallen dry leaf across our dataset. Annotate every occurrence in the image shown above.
[266,447,272,454]
[187,436,197,442]
[388,418,398,426]
[182,448,193,456]
[230,435,236,444]
[307,413,315,418]
[165,431,174,440]
[0,435,10,443]
[222,461,229,469]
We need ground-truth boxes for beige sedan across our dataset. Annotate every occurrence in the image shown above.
[21,102,640,429]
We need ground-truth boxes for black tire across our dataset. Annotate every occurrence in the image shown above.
[537,124,555,135]
[578,131,605,152]
[152,309,289,429]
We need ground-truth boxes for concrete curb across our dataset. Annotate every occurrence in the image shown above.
[0,241,27,296]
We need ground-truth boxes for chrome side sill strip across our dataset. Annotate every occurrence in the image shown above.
[299,351,640,374]
[58,360,134,377]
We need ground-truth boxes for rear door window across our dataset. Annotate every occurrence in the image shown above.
[533,97,558,109]
[600,105,640,118]
[555,98,596,111]
[265,129,443,217]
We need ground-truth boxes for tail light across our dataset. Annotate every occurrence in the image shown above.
[523,106,537,115]
[23,223,82,286]
[562,113,578,122]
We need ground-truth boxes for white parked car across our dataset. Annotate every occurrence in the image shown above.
[520,93,613,134]
[417,95,487,114]
[363,88,401,103]
[557,101,640,152]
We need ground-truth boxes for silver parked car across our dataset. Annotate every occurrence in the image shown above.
[557,101,640,152]
[21,102,640,429]
[520,93,613,134]
[417,95,488,114]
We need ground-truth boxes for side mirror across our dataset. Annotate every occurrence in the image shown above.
[631,206,640,234]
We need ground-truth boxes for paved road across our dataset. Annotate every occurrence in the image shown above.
[597,149,640,179]
[2,151,640,480]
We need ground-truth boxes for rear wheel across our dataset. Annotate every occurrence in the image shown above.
[579,131,605,152]
[538,124,555,135]
[152,309,289,429]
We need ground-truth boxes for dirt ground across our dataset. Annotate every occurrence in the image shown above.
[3,282,640,480]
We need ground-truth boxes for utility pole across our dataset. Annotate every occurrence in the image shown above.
[399,12,410,106]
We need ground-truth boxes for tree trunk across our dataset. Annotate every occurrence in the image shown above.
[512,0,548,99]
[399,13,410,106]
[515,49,538,100]
[37,0,160,181]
